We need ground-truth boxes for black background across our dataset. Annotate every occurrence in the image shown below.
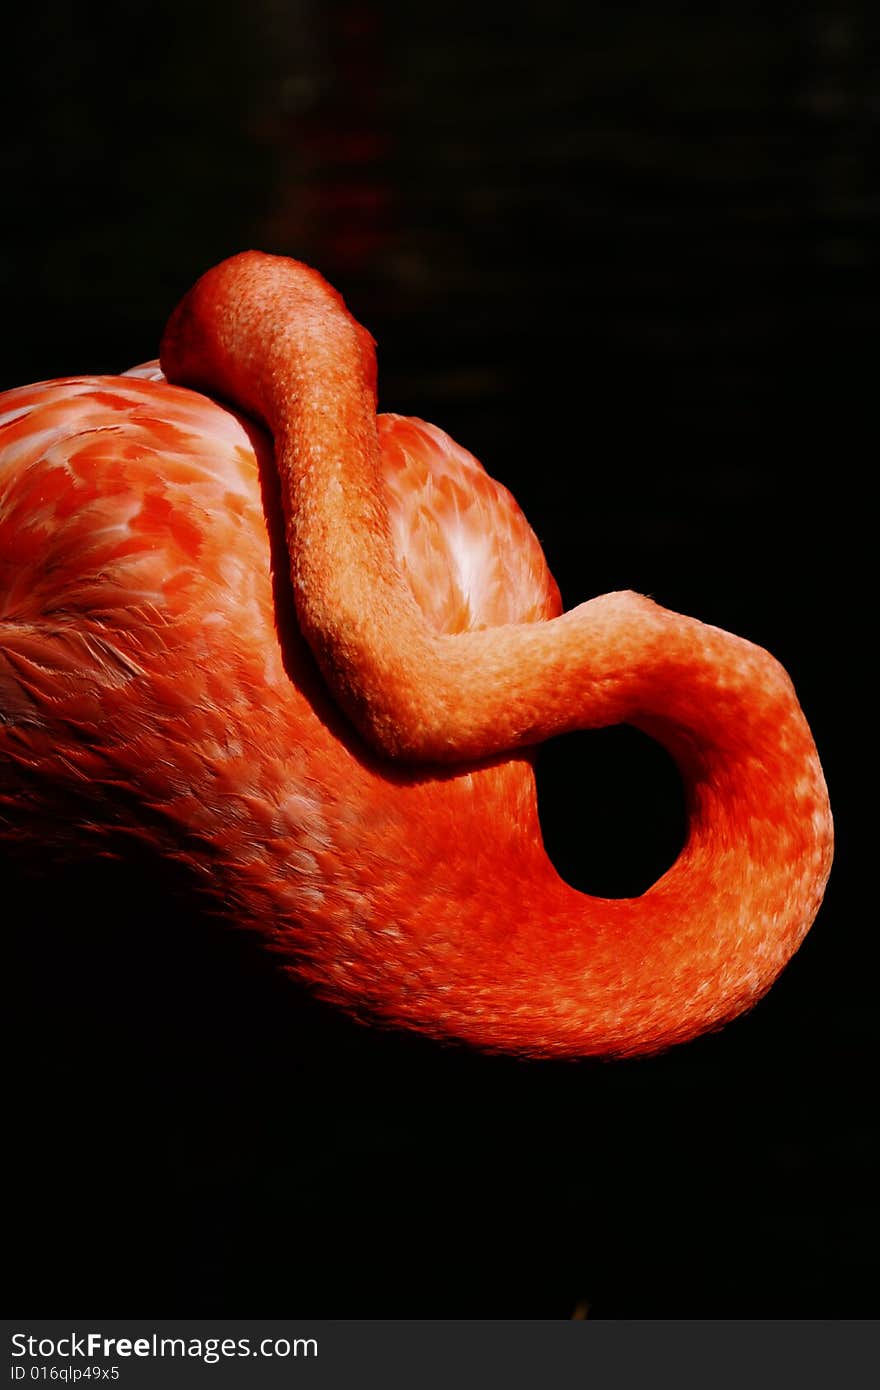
[2,1,872,1316]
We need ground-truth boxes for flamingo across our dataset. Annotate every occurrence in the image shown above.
[0,252,832,1058]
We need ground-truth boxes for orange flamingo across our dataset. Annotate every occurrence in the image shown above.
[0,252,832,1057]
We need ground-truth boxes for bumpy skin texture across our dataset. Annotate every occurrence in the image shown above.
[0,254,833,1057]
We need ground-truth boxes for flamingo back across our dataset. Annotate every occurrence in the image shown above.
[0,374,266,629]
[377,414,561,632]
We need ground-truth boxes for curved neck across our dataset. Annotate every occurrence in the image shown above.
[159,255,822,788]
[154,251,833,1056]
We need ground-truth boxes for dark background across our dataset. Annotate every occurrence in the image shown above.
[3,1,872,1316]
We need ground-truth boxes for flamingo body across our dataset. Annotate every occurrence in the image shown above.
[0,254,833,1057]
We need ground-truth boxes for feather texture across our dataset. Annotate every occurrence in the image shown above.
[0,254,833,1057]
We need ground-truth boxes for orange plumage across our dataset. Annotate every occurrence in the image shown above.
[0,253,832,1056]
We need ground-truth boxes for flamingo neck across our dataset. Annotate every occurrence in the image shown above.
[154,251,832,1056]
[159,254,818,786]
